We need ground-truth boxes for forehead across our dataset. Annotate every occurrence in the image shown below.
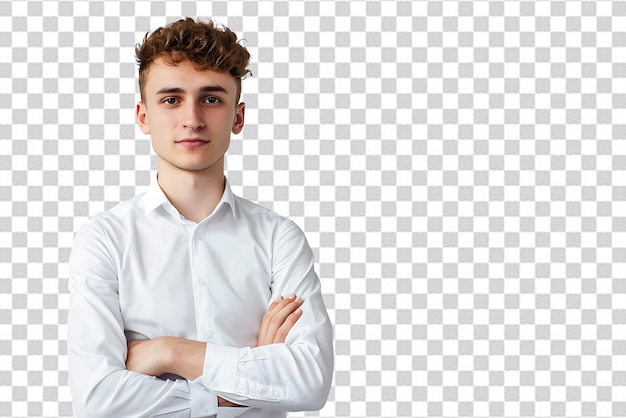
[144,57,237,96]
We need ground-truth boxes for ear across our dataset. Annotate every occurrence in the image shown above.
[232,102,245,134]
[136,101,151,135]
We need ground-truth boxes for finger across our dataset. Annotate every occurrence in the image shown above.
[258,296,300,347]
[257,295,284,346]
[272,294,296,310]
[267,295,284,311]
[266,297,304,340]
[257,295,304,346]
[264,294,298,323]
[275,296,303,318]
[269,296,302,326]
[273,308,303,344]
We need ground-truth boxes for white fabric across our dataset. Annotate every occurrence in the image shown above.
[68,176,334,418]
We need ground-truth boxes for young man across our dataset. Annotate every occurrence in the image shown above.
[67,18,333,417]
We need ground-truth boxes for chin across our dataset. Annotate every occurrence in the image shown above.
[158,154,224,173]
[179,161,222,173]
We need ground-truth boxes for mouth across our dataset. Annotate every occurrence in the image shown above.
[176,138,209,148]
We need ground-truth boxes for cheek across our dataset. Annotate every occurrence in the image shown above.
[207,111,236,131]
[153,113,181,134]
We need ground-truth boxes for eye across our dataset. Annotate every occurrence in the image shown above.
[204,97,220,104]
[162,97,179,105]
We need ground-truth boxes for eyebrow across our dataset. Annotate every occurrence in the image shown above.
[155,85,229,95]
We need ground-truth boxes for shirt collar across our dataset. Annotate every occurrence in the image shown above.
[141,173,237,218]
[220,178,237,217]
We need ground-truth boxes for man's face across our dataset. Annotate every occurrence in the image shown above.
[136,58,245,174]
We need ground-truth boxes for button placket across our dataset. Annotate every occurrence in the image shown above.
[191,226,210,338]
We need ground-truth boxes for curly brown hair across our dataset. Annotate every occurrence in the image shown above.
[135,18,251,102]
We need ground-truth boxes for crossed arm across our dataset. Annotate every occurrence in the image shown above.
[68,218,333,417]
[125,295,304,407]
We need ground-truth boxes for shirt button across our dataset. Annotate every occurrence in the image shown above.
[198,278,207,286]
[262,387,271,396]
[196,234,202,240]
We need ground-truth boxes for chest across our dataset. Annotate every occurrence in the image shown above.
[116,221,273,344]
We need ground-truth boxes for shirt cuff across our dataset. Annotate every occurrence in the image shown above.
[201,342,240,394]
[188,379,218,417]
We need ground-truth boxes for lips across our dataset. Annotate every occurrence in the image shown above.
[177,138,209,148]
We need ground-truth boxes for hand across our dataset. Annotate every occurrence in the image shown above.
[218,294,304,408]
[218,397,244,407]
[127,338,239,409]
[126,336,205,380]
[126,337,172,377]
[126,296,303,408]
[256,294,304,346]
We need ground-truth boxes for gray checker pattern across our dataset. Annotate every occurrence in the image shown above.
[1,0,626,417]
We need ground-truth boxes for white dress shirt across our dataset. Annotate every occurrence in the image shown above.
[67,176,334,418]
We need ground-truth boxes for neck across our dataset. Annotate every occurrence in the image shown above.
[157,161,226,223]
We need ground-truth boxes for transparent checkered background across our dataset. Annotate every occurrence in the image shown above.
[1,0,625,417]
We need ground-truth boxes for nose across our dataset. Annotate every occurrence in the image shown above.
[182,103,205,130]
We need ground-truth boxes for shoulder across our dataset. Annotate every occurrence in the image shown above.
[232,194,306,240]
[233,194,288,224]
[70,193,147,267]
[75,192,146,238]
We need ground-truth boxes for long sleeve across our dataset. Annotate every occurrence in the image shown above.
[67,219,218,418]
[196,219,334,411]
